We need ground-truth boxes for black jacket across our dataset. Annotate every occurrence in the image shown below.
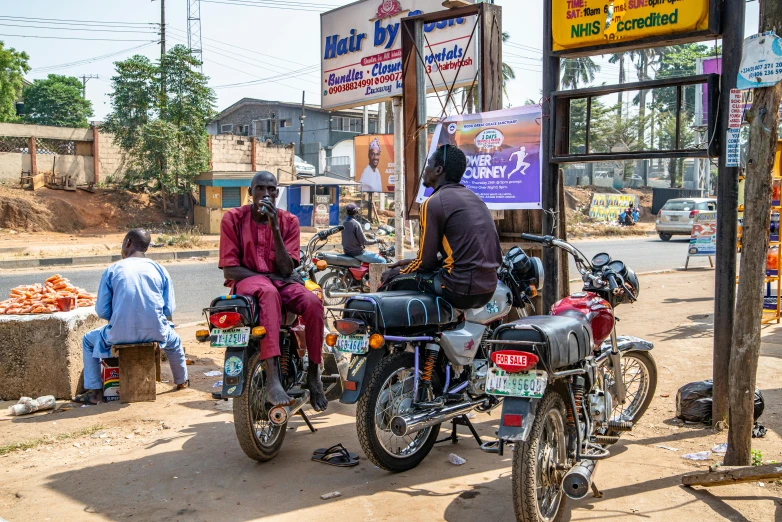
[402,183,502,296]
[341,216,375,256]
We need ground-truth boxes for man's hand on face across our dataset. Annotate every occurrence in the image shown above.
[260,197,279,229]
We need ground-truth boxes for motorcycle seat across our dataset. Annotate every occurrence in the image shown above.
[210,294,296,326]
[345,291,456,329]
[321,253,363,268]
[492,315,593,370]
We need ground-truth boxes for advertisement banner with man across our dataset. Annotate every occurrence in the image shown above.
[320,0,477,110]
[354,134,395,193]
[416,106,543,210]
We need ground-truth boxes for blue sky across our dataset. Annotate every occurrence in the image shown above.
[2,0,760,121]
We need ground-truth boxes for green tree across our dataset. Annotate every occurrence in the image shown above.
[560,57,600,89]
[104,45,215,213]
[103,55,157,153]
[22,75,93,127]
[655,43,714,116]
[0,42,30,122]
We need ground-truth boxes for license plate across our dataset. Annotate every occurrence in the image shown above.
[211,327,250,348]
[670,216,680,221]
[486,368,547,398]
[336,334,369,354]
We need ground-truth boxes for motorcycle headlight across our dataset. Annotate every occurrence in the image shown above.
[508,247,544,289]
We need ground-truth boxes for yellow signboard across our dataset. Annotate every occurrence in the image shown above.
[552,0,710,52]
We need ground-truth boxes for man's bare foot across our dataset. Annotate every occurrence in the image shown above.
[307,363,328,412]
[176,380,190,390]
[263,357,292,406]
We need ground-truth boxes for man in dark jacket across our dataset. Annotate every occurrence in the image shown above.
[388,144,502,310]
[341,203,386,264]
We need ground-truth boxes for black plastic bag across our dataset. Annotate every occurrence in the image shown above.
[675,380,764,423]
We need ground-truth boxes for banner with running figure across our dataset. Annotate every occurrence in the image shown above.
[416,105,543,210]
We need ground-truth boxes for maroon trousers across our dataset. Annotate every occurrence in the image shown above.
[234,276,324,364]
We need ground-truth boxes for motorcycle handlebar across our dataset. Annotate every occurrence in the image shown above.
[317,225,344,240]
[520,233,547,243]
[606,272,620,292]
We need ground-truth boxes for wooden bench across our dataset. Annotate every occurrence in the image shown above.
[109,343,162,403]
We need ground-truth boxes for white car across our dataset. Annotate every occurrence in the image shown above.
[295,155,316,177]
[655,197,716,241]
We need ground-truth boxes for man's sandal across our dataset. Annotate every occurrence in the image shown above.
[73,390,102,405]
[311,443,360,467]
[176,379,190,391]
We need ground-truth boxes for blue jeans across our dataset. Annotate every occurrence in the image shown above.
[82,326,188,390]
[353,251,387,264]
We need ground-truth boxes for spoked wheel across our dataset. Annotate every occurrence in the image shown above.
[356,352,440,472]
[512,391,568,522]
[607,350,657,426]
[320,273,348,306]
[233,351,286,461]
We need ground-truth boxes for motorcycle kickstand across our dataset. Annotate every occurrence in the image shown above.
[298,409,317,433]
[591,482,603,499]
[435,414,483,446]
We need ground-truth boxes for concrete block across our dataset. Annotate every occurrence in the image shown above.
[0,307,103,400]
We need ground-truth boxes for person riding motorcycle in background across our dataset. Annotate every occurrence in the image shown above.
[341,203,387,264]
[383,144,502,309]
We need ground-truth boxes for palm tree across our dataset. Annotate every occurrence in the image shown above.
[463,31,515,113]
[608,52,626,119]
[560,57,600,89]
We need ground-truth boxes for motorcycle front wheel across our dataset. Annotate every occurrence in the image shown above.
[320,272,349,306]
[512,391,568,522]
[608,350,657,428]
[233,351,286,461]
[356,351,440,472]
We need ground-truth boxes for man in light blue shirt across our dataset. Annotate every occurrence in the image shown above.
[75,229,188,404]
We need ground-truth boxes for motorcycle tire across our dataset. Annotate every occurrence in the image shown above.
[320,273,348,307]
[233,351,287,461]
[512,391,568,522]
[356,351,441,473]
[609,350,658,434]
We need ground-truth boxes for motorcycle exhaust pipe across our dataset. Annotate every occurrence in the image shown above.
[562,460,597,500]
[268,389,310,425]
[390,398,487,437]
[324,291,363,299]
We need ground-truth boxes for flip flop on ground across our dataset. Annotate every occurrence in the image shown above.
[311,443,360,467]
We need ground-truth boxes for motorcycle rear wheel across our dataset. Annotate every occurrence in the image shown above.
[320,273,348,306]
[233,351,287,461]
[356,351,440,472]
[512,391,568,522]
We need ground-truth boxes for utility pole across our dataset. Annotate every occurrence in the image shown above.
[712,0,745,429]
[299,91,305,157]
[159,0,167,111]
[393,97,404,261]
[726,1,782,467]
[80,74,98,99]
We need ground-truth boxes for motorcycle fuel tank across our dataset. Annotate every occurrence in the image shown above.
[440,321,487,366]
[463,282,512,325]
[550,292,614,347]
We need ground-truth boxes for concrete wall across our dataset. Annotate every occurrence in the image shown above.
[210,134,296,183]
[0,122,92,141]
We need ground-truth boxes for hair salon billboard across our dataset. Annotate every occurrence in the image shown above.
[320,0,478,111]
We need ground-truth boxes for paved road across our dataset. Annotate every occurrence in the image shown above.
[0,236,693,323]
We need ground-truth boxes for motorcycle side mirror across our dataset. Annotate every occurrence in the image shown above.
[364,222,371,231]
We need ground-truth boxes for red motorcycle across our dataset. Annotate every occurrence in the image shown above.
[317,237,395,306]
[486,234,657,522]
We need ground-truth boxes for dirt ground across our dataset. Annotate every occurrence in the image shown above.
[0,269,779,521]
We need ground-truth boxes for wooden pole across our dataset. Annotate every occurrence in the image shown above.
[726,2,782,466]
[28,136,37,177]
[541,0,562,312]
[712,0,745,428]
[682,463,782,487]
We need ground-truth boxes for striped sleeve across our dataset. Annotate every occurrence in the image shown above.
[401,196,443,274]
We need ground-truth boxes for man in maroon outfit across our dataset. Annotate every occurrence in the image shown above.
[219,171,328,411]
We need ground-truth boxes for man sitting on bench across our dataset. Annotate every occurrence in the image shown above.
[75,229,188,404]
